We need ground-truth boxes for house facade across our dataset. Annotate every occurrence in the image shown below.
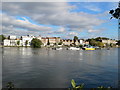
[4,35,61,46]
[62,39,84,46]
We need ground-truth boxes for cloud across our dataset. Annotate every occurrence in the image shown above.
[2,2,104,32]
[1,13,53,35]
[68,32,78,36]
[84,5,101,12]
[88,29,100,33]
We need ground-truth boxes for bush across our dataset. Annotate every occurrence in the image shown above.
[31,38,42,48]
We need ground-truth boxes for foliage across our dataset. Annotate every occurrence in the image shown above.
[73,36,79,45]
[6,82,14,90]
[17,40,20,46]
[31,38,42,48]
[58,41,62,45]
[79,44,83,48]
[74,36,78,40]
[47,39,50,45]
[109,2,120,19]
[71,79,84,90]
[25,40,28,46]
[0,35,6,42]
[96,42,104,47]
[95,37,109,41]
[117,40,120,46]
[89,39,97,46]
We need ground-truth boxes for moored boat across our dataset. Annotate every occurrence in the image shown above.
[83,46,95,50]
[56,47,62,50]
[68,47,80,50]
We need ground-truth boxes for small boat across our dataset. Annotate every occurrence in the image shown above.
[68,47,80,50]
[83,46,95,50]
[52,47,62,50]
[56,47,62,50]
[107,47,110,50]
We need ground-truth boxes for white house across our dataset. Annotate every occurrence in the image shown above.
[8,35,16,40]
[21,35,35,46]
[4,39,11,46]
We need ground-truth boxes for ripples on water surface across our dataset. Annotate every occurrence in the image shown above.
[2,47,118,88]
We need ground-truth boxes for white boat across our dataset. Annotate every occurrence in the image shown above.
[68,47,80,50]
[56,47,62,50]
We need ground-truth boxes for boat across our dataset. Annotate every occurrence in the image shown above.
[83,46,95,50]
[52,47,62,50]
[68,47,80,50]
[56,47,62,50]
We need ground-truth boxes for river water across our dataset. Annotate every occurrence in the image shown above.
[2,47,118,88]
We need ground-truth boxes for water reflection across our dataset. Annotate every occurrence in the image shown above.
[2,47,118,88]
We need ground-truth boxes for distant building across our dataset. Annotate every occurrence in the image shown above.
[8,35,16,40]
[41,37,61,46]
[21,35,35,46]
[62,39,84,46]
[101,39,117,44]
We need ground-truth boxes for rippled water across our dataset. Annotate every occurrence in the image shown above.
[2,47,118,88]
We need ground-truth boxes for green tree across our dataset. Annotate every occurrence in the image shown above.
[97,42,104,47]
[73,36,78,40]
[89,39,97,46]
[47,38,50,45]
[25,40,28,46]
[31,38,42,48]
[58,41,62,45]
[73,36,78,45]
[17,40,20,46]
[0,35,6,42]
[117,40,120,46]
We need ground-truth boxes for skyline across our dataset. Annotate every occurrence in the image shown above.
[1,2,118,39]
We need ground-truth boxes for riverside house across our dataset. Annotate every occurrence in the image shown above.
[62,39,84,46]
[3,35,61,47]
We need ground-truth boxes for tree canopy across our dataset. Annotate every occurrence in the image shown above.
[109,2,120,19]
[0,35,6,42]
[73,36,78,40]
[31,38,42,48]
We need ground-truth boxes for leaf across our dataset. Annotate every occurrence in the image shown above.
[109,10,114,14]
[71,79,76,88]
[79,83,84,88]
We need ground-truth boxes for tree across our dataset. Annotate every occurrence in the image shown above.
[73,36,78,40]
[17,40,20,46]
[97,42,104,47]
[25,40,28,46]
[89,39,97,46]
[117,40,120,46]
[109,1,120,19]
[73,36,78,45]
[31,38,42,48]
[0,35,6,42]
[47,38,50,45]
[58,41,62,45]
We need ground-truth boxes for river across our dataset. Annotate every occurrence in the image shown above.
[2,47,118,88]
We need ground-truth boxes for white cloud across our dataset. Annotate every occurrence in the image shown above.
[69,32,78,36]
[88,29,100,33]
[84,5,101,12]
[1,13,52,35]
[2,2,104,31]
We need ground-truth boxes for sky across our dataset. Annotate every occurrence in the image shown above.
[1,2,119,39]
